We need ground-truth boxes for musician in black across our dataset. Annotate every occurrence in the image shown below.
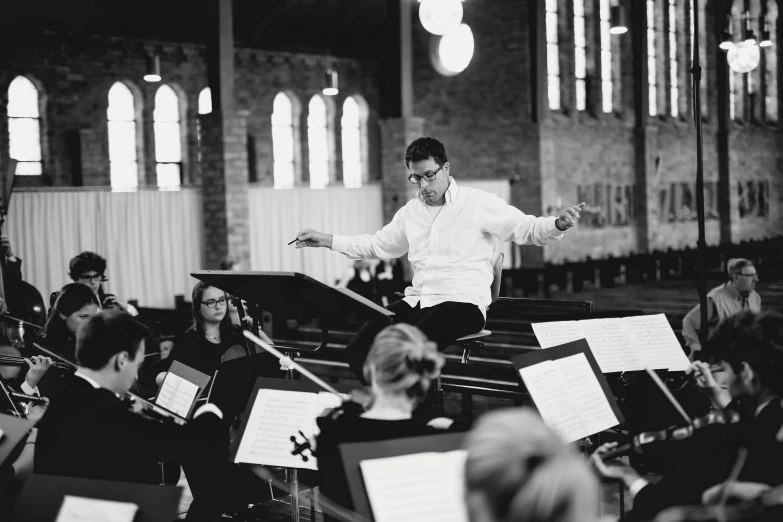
[34,309,262,518]
[315,324,457,519]
[592,311,783,521]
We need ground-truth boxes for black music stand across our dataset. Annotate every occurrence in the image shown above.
[10,474,181,522]
[190,271,394,352]
[340,432,466,521]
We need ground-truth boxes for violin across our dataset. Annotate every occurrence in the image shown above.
[0,343,73,380]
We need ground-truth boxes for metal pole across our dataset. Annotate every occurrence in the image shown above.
[291,468,300,522]
[693,0,709,348]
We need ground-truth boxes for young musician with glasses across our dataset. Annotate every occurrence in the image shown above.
[68,251,138,316]
[682,258,761,357]
[155,281,245,384]
[293,136,584,381]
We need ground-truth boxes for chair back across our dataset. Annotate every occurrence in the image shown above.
[490,252,504,304]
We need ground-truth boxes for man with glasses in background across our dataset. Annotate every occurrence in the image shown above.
[67,251,138,316]
[683,258,762,358]
[294,136,584,381]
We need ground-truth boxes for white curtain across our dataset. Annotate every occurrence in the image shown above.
[8,188,203,308]
[248,184,384,285]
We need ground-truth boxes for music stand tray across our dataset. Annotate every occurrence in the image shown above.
[191,271,394,351]
[10,474,181,522]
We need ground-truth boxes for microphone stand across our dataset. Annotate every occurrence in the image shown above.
[693,0,709,348]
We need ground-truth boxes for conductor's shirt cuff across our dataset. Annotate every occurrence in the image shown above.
[331,235,347,253]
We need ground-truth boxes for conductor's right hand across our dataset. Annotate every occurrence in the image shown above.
[294,229,333,249]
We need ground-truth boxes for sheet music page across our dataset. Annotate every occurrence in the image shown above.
[360,450,468,522]
[623,314,690,371]
[56,496,138,522]
[519,361,588,442]
[531,321,586,348]
[234,389,320,470]
[580,318,646,372]
[156,373,199,418]
[554,354,619,435]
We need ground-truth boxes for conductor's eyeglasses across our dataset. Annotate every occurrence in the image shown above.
[408,164,444,185]
[201,297,227,309]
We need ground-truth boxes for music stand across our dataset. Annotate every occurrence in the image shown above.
[340,432,466,521]
[10,474,181,522]
[209,353,285,422]
[190,271,393,352]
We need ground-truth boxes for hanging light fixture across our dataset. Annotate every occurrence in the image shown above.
[144,53,161,82]
[727,41,761,73]
[323,66,338,96]
[419,0,463,36]
[760,16,773,47]
[609,5,628,35]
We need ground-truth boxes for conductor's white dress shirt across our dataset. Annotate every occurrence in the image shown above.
[331,178,566,316]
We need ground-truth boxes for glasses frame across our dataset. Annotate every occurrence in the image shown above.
[79,273,107,283]
[201,296,228,309]
[408,164,445,185]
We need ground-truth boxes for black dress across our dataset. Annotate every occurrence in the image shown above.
[315,404,448,520]
[157,327,245,379]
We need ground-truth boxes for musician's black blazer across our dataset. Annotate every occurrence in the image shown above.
[34,376,222,484]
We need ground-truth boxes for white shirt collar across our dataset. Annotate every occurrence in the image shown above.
[73,370,101,389]
[418,177,458,206]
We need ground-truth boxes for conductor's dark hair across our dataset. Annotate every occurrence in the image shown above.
[404,136,448,169]
[75,309,151,370]
[707,311,783,396]
[68,251,107,280]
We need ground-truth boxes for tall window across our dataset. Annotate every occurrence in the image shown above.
[765,1,778,123]
[648,0,658,116]
[574,0,587,111]
[600,0,613,113]
[546,0,561,110]
[272,92,295,189]
[341,97,363,188]
[107,82,139,191]
[307,95,329,189]
[669,0,679,117]
[153,85,182,190]
[730,69,737,120]
[198,88,212,115]
[7,76,43,176]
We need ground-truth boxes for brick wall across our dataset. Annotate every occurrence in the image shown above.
[0,29,380,188]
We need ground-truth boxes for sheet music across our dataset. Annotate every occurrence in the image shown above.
[519,361,588,442]
[530,321,585,348]
[554,354,620,436]
[623,314,690,371]
[155,373,199,418]
[519,354,619,442]
[581,319,646,372]
[234,389,327,470]
[56,496,138,522]
[360,450,468,522]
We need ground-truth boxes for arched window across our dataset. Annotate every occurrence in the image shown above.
[153,85,182,190]
[574,0,587,111]
[669,0,679,117]
[272,92,296,189]
[648,0,658,116]
[546,0,561,111]
[730,68,737,120]
[765,0,778,123]
[107,82,139,190]
[307,95,329,189]
[600,0,613,113]
[7,76,43,176]
[341,97,365,188]
[198,87,212,115]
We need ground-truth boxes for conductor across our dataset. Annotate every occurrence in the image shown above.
[294,136,583,381]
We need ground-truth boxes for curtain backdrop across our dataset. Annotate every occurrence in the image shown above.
[8,188,204,308]
[248,184,384,285]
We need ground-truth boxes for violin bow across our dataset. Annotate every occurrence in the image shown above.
[243,330,344,397]
[643,366,692,424]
